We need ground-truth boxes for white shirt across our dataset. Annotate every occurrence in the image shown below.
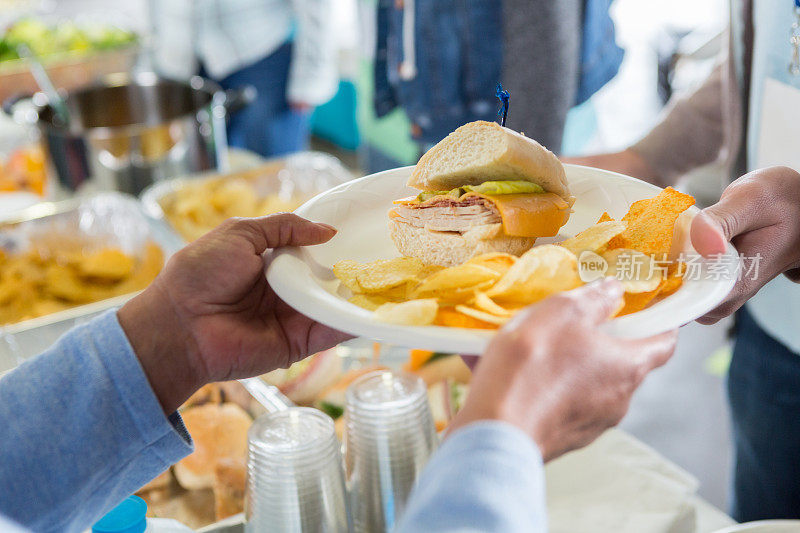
[744,0,800,354]
[150,0,339,105]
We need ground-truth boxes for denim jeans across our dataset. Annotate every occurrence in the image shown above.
[728,306,800,520]
[217,41,309,158]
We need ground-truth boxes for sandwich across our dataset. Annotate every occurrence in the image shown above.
[389,120,573,266]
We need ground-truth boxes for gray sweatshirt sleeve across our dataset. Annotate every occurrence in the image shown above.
[631,63,726,183]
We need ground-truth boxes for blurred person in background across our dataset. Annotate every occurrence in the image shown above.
[149,0,339,158]
[0,213,676,532]
[373,0,623,154]
[566,0,800,521]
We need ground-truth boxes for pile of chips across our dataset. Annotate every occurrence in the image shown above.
[333,187,695,329]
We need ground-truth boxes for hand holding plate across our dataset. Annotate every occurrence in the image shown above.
[447,278,678,462]
[118,213,351,413]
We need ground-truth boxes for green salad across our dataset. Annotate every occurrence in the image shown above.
[0,18,137,63]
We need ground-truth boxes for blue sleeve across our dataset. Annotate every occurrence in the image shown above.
[0,310,194,533]
[396,421,547,533]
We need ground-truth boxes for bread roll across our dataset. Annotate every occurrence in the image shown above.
[408,120,570,201]
[389,219,535,267]
[174,403,252,491]
[213,458,247,520]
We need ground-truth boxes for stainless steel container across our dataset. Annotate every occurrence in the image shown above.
[3,72,253,195]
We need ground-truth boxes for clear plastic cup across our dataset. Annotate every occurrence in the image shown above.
[245,408,351,533]
[344,370,438,533]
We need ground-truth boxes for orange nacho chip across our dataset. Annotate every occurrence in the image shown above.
[597,212,614,223]
[616,261,686,316]
[434,307,499,330]
[659,262,686,297]
[607,187,695,256]
[617,289,661,316]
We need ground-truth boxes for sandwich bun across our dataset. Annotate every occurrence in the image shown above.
[408,120,570,202]
[174,403,252,491]
[389,219,535,267]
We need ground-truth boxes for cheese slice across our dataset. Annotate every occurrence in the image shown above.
[475,192,570,238]
[392,192,570,238]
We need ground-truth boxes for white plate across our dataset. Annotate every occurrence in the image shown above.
[266,165,738,354]
[712,520,800,533]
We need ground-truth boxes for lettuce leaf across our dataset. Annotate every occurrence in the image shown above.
[415,180,544,202]
[462,180,544,195]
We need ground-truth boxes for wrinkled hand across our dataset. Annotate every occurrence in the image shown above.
[691,166,800,324]
[562,149,665,187]
[118,214,350,412]
[448,279,677,462]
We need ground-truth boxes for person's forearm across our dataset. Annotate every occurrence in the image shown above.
[118,282,202,414]
[395,422,547,532]
[631,63,726,184]
[0,311,193,532]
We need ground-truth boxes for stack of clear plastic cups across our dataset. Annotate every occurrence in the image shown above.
[344,370,438,532]
[245,407,351,533]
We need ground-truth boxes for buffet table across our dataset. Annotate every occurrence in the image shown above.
[0,115,736,532]
[195,429,734,533]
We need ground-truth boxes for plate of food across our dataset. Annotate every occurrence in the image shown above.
[266,121,738,354]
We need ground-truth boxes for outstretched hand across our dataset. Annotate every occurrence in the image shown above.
[450,279,677,462]
[118,214,351,413]
[691,166,800,324]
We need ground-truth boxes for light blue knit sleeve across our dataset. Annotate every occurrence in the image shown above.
[0,310,193,533]
[396,421,547,533]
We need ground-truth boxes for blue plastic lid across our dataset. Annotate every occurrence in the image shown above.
[92,495,147,533]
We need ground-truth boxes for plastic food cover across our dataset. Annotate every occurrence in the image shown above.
[0,192,184,371]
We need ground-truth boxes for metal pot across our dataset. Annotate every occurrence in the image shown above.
[3,72,254,195]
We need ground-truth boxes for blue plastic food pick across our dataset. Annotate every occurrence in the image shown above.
[496,83,510,127]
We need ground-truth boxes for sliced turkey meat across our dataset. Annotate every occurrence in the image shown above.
[391,197,501,233]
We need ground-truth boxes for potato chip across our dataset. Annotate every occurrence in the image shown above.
[455,305,510,326]
[356,257,425,293]
[466,253,517,276]
[333,260,365,292]
[602,248,663,294]
[348,294,390,311]
[45,264,99,303]
[374,298,438,326]
[0,241,162,325]
[597,212,614,223]
[607,187,695,257]
[77,248,135,280]
[472,292,514,317]
[559,221,627,255]
[417,264,446,280]
[374,281,418,301]
[487,245,582,304]
[434,307,498,329]
[113,243,164,295]
[412,264,501,301]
